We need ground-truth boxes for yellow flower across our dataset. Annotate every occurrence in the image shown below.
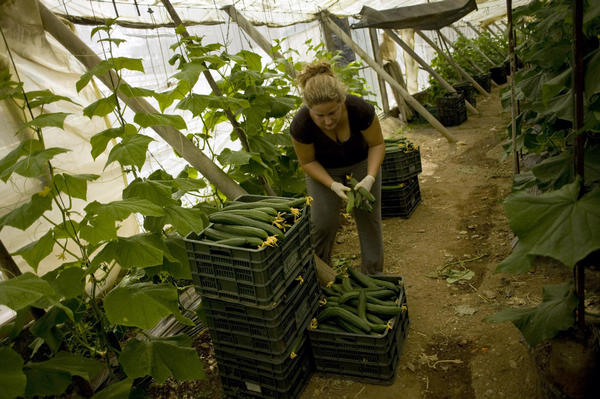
[305,196,314,205]
[38,185,52,197]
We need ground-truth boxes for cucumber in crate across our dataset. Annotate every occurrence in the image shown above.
[308,268,410,384]
[184,195,313,306]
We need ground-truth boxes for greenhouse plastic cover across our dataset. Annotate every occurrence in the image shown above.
[352,0,479,31]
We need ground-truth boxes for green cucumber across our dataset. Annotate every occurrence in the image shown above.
[341,277,354,292]
[346,267,379,288]
[316,306,371,333]
[219,209,276,223]
[203,227,237,241]
[209,213,283,237]
[366,302,404,316]
[335,317,365,334]
[213,223,269,239]
[358,186,375,202]
[214,237,263,248]
[358,289,367,321]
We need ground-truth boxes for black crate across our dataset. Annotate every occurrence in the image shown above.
[307,275,410,384]
[381,149,422,184]
[220,337,314,399]
[453,81,477,108]
[474,72,492,93]
[435,92,467,127]
[489,65,507,84]
[203,259,318,340]
[381,177,421,219]
[207,271,320,355]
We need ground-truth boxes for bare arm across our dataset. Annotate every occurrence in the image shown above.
[362,116,386,177]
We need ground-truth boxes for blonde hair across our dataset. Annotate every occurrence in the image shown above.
[297,61,347,108]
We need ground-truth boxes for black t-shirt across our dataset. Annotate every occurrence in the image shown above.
[290,95,375,169]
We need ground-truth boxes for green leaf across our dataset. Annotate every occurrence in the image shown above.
[119,82,156,98]
[134,113,187,130]
[104,282,192,329]
[85,198,165,222]
[541,67,571,106]
[109,57,144,72]
[163,205,207,236]
[120,335,204,383]
[172,62,206,88]
[79,215,117,245]
[239,49,262,71]
[29,306,68,353]
[90,378,133,399]
[585,48,600,101]
[98,37,126,47]
[90,124,137,160]
[0,193,53,231]
[485,282,577,347]
[54,173,99,201]
[5,147,69,180]
[92,233,170,270]
[0,139,43,180]
[176,93,210,116]
[106,133,154,170]
[76,61,111,92]
[13,230,55,272]
[83,94,118,118]
[0,347,26,399]
[90,25,110,38]
[25,90,78,109]
[585,146,600,184]
[24,112,69,129]
[532,152,573,190]
[42,266,86,299]
[172,177,206,192]
[495,240,536,274]
[217,148,252,167]
[153,81,188,112]
[505,179,600,268]
[145,236,191,280]
[24,352,104,397]
[122,178,175,206]
[0,273,56,311]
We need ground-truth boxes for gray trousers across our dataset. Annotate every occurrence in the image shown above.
[306,159,384,274]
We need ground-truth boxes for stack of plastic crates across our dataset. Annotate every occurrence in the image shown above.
[474,72,492,93]
[453,81,477,108]
[307,275,410,384]
[489,65,507,84]
[436,92,467,127]
[381,138,422,219]
[184,195,319,398]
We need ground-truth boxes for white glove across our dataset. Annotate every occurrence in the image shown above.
[330,181,351,200]
[354,175,375,192]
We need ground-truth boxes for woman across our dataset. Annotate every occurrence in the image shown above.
[290,61,386,275]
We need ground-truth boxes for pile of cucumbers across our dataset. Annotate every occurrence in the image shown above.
[384,136,418,153]
[202,196,310,249]
[311,268,406,335]
[345,175,376,213]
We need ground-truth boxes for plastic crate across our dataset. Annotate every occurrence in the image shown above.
[474,72,492,93]
[186,195,312,305]
[453,81,477,108]
[381,177,421,219]
[307,275,410,384]
[203,259,318,340]
[436,92,467,127]
[207,271,320,355]
[220,337,314,399]
[381,149,422,184]
[489,65,507,84]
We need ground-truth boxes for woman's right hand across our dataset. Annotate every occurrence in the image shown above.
[330,182,351,200]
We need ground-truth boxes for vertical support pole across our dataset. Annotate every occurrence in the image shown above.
[416,30,490,96]
[385,29,478,114]
[573,0,585,330]
[507,0,520,176]
[321,14,457,142]
[368,28,390,115]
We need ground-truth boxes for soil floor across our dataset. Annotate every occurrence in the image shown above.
[150,83,589,398]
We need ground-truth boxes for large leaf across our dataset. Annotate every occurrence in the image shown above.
[172,62,206,89]
[106,133,154,170]
[0,272,55,311]
[485,282,577,347]
[585,48,600,101]
[541,67,571,106]
[76,60,112,92]
[144,236,192,280]
[153,81,188,112]
[0,347,26,399]
[172,177,206,192]
[505,179,600,268]
[79,215,117,245]
[120,335,204,383]
[13,230,55,272]
[85,198,165,222]
[90,124,137,160]
[24,112,70,129]
[90,378,133,399]
[91,233,172,270]
[83,94,118,118]
[217,148,252,167]
[532,151,573,190]
[24,90,78,109]
[104,282,192,329]
[119,82,156,98]
[109,57,144,73]
[134,113,187,130]
[0,139,43,180]
[122,178,175,206]
[29,306,68,353]
[163,205,207,236]
[2,147,69,181]
[42,266,86,299]
[53,173,99,201]
[24,352,104,397]
[496,239,536,274]
[0,193,52,231]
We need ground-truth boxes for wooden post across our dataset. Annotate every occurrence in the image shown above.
[506,0,519,176]
[368,28,390,115]
[222,5,295,78]
[385,29,478,115]
[436,29,486,74]
[321,14,457,143]
[449,26,496,66]
[416,30,490,96]
[161,0,275,196]
[37,1,246,199]
[465,21,506,59]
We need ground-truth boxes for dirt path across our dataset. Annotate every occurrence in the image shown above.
[300,86,571,399]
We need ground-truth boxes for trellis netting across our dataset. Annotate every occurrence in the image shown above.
[0,0,524,275]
